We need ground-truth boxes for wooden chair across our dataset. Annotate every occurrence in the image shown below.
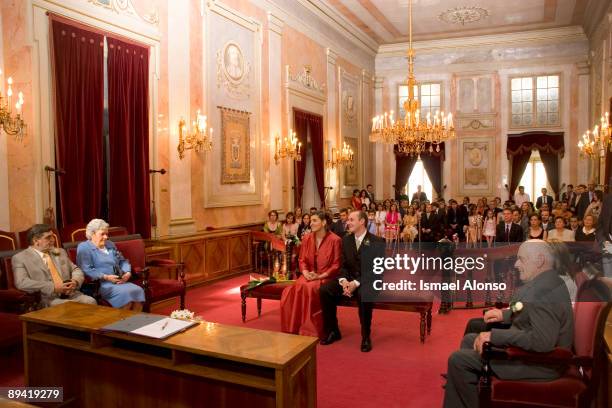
[0,251,41,313]
[61,224,129,243]
[0,230,18,251]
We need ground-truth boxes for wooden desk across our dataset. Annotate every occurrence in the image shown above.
[155,230,252,286]
[21,303,317,408]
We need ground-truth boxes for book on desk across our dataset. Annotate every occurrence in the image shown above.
[101,314,197,339]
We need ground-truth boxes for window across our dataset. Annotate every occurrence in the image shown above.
[398,82,442,119]
[518,151,550,201]
[511,75,560,128]
[406,159,433,202]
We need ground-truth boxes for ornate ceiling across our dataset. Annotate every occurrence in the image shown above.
[323,0,587,44]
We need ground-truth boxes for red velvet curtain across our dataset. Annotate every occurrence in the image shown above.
[508,152,531,201]
[421,144,445,199]
[293,110,308,208]
[107,36,151,238]
[294,110,325,207]
[394,150,417,200]
[51,18,104,227]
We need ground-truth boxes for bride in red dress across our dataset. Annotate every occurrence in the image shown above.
[281,211,341,338]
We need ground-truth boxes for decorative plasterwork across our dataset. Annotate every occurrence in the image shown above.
[216,41,251,100]
[288,65,326,95]
[438,6,490,26]
[88,0,158,26]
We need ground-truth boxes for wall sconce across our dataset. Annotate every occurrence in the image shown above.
[177,109,213,159]
[326,141,354,169]
[274,129,302,165]
[0,71,26,141]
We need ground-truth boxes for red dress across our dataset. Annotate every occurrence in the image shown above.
[351,196,362,209]
[280,232,341,338]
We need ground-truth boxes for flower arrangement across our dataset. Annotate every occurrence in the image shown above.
[170,309,203,322]
[510,301,523,313]
[285,234,300,247]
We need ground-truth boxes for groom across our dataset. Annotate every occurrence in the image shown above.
[319,210,385,352]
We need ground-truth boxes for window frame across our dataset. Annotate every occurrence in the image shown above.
[508,73,563,130]
[397,81,444,120]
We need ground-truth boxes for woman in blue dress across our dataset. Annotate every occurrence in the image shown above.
[77,219,145,310]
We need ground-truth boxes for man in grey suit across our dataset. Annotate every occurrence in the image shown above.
[443,240,573,408]
[12,224,96,307]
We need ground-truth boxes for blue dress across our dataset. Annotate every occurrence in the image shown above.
[76,240,145,308]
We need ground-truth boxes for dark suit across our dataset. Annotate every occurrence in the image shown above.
[495,222,524,243]
[561,191,575,205]
[446,208,466,239]
[412,192,427,204]
[420,211,440,242]
[319,232,385,338]
[331,220,348,237]
[535,195,553,210]
[444,270,573,408]
[572,193,590,219]
[597,193,612,278]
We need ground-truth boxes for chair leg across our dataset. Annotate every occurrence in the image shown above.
[257,297,262,317]
[419,311,426,344]
[426,308,432,335]
[241,293,247,323]
[180,293,185,310]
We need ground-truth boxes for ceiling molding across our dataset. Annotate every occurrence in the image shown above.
[583,0,612,38]
[377,26,587,57]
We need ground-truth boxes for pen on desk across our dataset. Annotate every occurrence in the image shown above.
[161,321,168,330]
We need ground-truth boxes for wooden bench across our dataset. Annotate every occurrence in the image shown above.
[240,281,434,343]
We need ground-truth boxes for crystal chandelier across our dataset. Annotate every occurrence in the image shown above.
[274,129,302,165]
[578,112,611,158]
[370,0,455,156]
[326,141,354,169]
[177,109,213,159]
[0,72,26,141]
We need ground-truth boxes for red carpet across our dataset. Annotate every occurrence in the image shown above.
[1,275,482,408]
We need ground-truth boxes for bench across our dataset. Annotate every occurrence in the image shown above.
[240,282,434,343]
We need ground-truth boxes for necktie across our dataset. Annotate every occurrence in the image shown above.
[505,225,510,241]
[43,253,63,287]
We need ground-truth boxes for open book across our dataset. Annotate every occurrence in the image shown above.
[101,314,197,340]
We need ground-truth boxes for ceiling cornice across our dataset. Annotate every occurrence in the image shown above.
[582,0,612,38]
[377,26,588,57]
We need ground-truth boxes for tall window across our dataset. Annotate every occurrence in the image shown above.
[511,75,560,128]
[407,159,433,202]
[398,82,442,119]
[518,151,550,201]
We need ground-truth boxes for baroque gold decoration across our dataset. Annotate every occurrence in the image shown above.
[220,106,251,184]
[326,141,354,169]
[177,110,213,160]
[216,41,251,100]
[370,0,455,156]
[88,0,159,25]
[578,112,612,158]
[0,72,26,141]
[438,6,490,26]
[274,129,302,165]
[289,65,324,92]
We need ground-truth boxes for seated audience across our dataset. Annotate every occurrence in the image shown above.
[421,203,440,242]
[12,224,96,308]
[401,206,418,243]
[359,189,370,208]
[374,203,387,237]
[443,240,573,408]
[282,211,298,240]
[281,211,341,338]
[77,219,145,310]
[309,207,318,215]
[297,213,312,239]
[597,192,612,283]
[482,209,496,247]
[568,216,579,233]
[263,210,283,236]
[585,190,602,219]
[496,208,524,243]
[466,205,482,247]
[526,213,547,240]
[331,208,349,237]
[535,187,553,210]
[540,209,554,231]
[575,214,597,242]
[547,216,575,242]
[384,203,401,244]
[351,189,361,209]
[294,207,303,221]
[551,201,564,218]
[366,210,377,235]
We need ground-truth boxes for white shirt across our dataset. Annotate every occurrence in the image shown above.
[514,192,530,207]
[338,230,367,287]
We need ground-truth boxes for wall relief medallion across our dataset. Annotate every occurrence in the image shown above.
[216,41,251,100]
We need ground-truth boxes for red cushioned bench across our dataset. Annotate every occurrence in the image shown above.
[240,282,434,343]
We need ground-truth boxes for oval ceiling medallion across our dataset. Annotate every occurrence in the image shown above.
[438,6,490,25]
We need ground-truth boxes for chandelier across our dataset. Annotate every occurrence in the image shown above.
[0,72,26,141]
[326,141,354,169]
[578,112,611,158]
[274,129,302,165]
[370,0,455,156]
[177,109,213,159]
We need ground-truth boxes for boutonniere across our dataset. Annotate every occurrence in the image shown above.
[49,248,61,256]
[510,301,523,313]
[363,239,371,247]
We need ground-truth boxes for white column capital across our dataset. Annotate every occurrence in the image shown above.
[374,76,385,89]
[326,47,338,66]
[267,12,284,35]
[576,60,590,76]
